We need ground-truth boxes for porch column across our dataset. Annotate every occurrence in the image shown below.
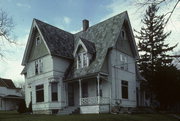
[97,74,100,104]
[79,79,82,106]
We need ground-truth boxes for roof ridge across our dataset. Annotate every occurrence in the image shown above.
[75,11,127,34]
[34,18,73,35]
[80,37,95,44]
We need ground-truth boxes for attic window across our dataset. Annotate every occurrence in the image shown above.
[36,36,41,46]
[77,52,89,69]
[121,30,126,39]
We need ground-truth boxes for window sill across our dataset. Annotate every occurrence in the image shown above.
[77,66,88,70]
[121,98,129,101]
[51,101,59,102]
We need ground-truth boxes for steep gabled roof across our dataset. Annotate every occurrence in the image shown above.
[22,11,139,81]
[80,38,96,54]
[22,19,74,65]
[35,19,74,59]
[65,11,138,80]
[0,78,16,89]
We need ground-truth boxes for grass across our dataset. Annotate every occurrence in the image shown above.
[0,111,178,121]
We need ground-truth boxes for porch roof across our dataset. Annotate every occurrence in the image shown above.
[3,95,23,99]
[64,72,108,82]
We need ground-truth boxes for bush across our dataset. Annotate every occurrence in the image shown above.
[17,99,27,113]
[27,101,32,113]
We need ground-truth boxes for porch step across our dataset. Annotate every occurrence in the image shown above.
[57,106,80,115]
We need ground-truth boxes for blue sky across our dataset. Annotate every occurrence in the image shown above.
[0,0,179,85]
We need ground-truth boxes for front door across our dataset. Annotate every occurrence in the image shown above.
[68,83,74,106]
[82,82,88,98]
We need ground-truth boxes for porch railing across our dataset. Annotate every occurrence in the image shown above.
[81,96,110,106]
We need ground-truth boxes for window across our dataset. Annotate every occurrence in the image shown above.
[120,54,128,71]
[36,36,41,46]
[36,85,44,102]
[35,59,43,75]
[82,82,88,98]
[51,83,58,101]
[77,52,88,69]
[0,98,2,108]
[121,80,128,99]
[121,30,126,40]
[122,30,125,38]
[83,53,87,67]
[35,61,38,75]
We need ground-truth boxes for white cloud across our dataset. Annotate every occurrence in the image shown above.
[63,16,71,24]
[53,16,72,30]
[16,3,31,9]
[0,34,28,84]
[0,60,24,82]
[102,0,180,51]
[70,27,82,34]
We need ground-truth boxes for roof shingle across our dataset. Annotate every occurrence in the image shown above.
[0,78,16,89]
[35,19,74,59]
[80,37,96,54]
[65,11,127,80]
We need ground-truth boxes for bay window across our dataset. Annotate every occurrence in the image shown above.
[51,83,58,101]
[36,84,44,102]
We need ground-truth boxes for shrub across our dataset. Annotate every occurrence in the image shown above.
[17,99,27,113]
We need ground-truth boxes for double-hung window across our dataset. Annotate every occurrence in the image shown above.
[36,84,44,102]
[121,80,128,99]
[77,52,88,69]
[120,54,128,71]
[35,59,43,75]
[51,83,58,101]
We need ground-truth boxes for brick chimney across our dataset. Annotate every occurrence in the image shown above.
[83,19,89,31]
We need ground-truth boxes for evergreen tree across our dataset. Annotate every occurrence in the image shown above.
[135,4,178,105]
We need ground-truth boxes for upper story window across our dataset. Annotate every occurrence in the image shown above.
[121,29,126,40]
[36,36,41,46]
[35,59,43,75]
[120,54,128,71]
[77,52,89,69]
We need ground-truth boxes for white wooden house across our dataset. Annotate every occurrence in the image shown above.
[21,11,145,114]
[0,78,22,111]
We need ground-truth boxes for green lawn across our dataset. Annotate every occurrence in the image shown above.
[0,111,178,121]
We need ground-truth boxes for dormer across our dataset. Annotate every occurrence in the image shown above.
[73,38,96,69]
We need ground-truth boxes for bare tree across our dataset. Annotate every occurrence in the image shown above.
[0,9,15,58]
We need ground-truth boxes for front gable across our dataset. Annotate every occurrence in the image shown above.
[28,30,49,62]
[116,22,133,56]
[73,39,88,57]
[22,19,51,65]
[115,19,139,58]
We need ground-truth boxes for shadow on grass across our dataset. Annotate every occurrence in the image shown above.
[0,111,178,121]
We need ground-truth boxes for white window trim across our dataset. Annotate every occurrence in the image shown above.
[36,36,41,46]
[121,80,129,99]
[120,54,128,71]
[77,52,89,69]
[35,58,43,75]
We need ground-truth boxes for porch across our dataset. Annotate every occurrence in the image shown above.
[66,73,110,113]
